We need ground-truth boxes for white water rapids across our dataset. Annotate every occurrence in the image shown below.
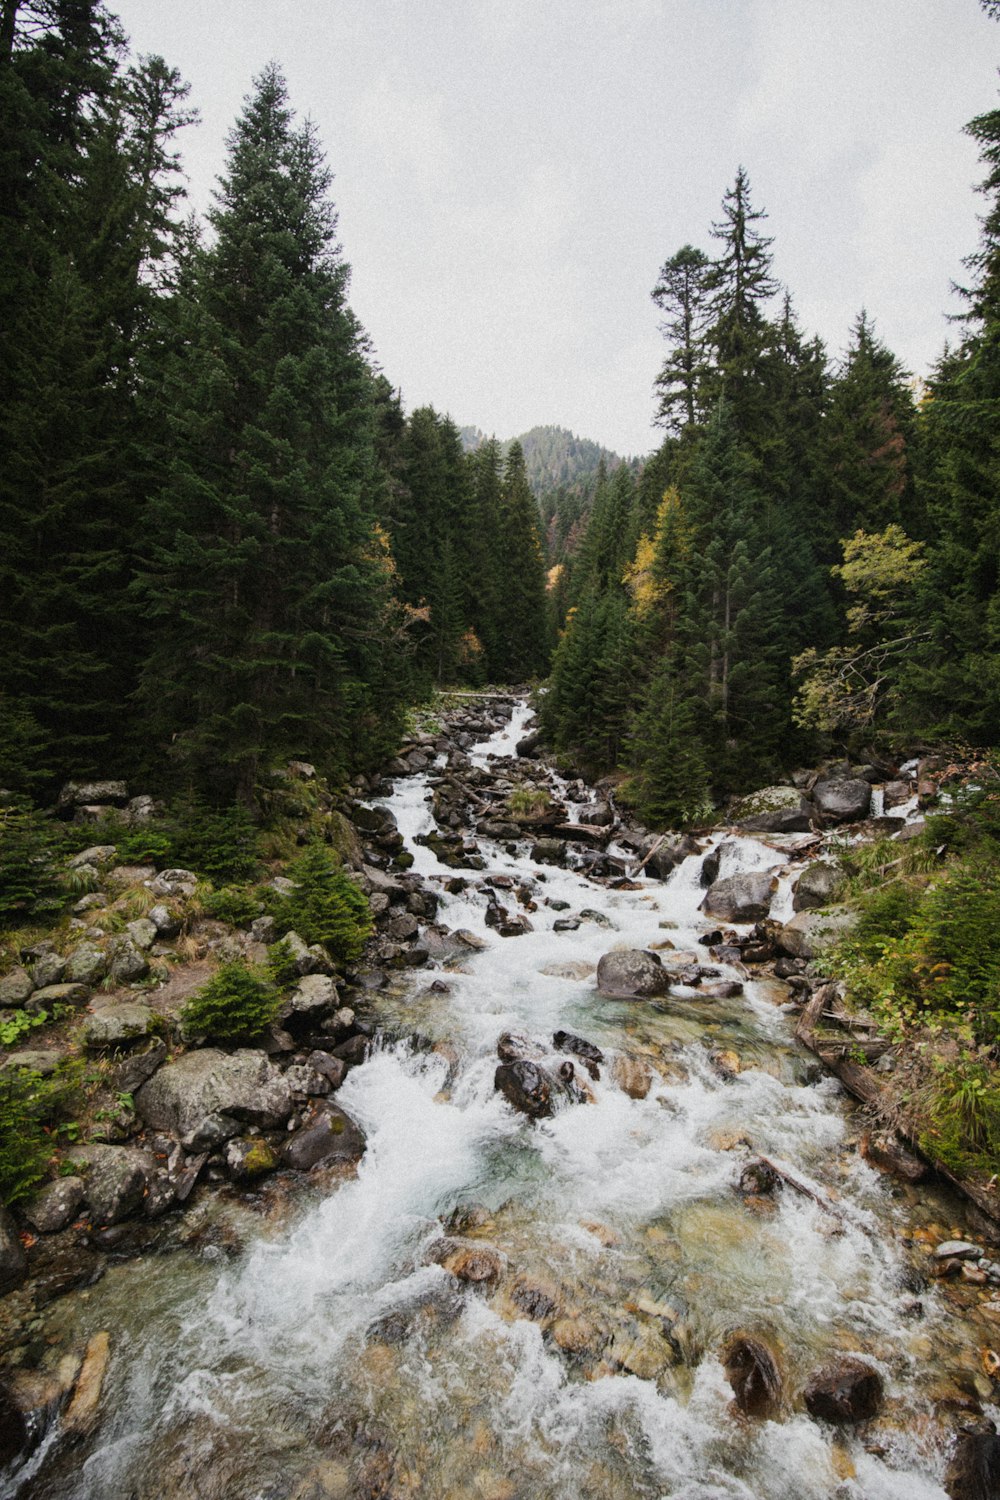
[15,703,990,1498]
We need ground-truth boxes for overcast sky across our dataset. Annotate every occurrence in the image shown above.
[113,0,999,456]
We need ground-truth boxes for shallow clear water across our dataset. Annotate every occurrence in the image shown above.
[11,705,995,1499]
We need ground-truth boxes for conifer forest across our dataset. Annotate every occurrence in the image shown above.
[5,4,1000,1497]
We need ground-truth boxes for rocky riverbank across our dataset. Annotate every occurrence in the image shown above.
[2,693,1000,1495]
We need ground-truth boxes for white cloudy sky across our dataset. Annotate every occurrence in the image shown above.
[113,0,999,456]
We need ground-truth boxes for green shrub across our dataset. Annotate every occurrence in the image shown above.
[919,1058,1000,1176]
[266,938,299,990]
[201,886,264,928]
[179,960,281,1042]
[276,843,372,964]
[170,797,260,884]
[0,803,66,928]
[0,1062,83,1205]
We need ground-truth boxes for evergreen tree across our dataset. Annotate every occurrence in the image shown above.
[651,244,712,435]
[493,441,549,679]
[136,65,397,802]
[703,167,779,435]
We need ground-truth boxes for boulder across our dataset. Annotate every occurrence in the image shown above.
[0,968,33,1007]
[596,949,670,1000]
[148,904,182,939]
[731,786,813,834]
[792,862,844,912]
[553,1031,604,1074]
[75,1145,149,1225]
[776,906,858,960]
[700,871,777,924]
[0,1048,68,1077]
[722,1333,783,1418]
[81,1003,155,1049]
[802,1355,883,1424]
[126,918,157,951]
[610,1054,653,1099]
[282,973,339,1021]
[494,1059,562,1118]
[431,1237,503,1285]
[0,1206,26,1291]
[69,845,117,869]
[281,1102,366,1171]
[146,868,198,897]
[31,952,66,988]
[812,778,872,824]
[516,731,542,758]
[26,981,91,1013]
[531,838,567,866]
[107,937,149,984]
[945,1433,1000,1500]
[583,800,615,828]
[58,780,129,811]
[223,1137,279,1181]
[23,1177,86,1233]
[642,834,702,880]
[65,946,107,986]
[135,1048,294,1149]
[63,1331,111,1436]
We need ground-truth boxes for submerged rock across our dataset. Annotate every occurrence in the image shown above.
[494,1059,556,1119]
[945,1433,1000,1500]
[803,1355,884,1424]
[723,1333,783,1418]
[596,949,670,1000]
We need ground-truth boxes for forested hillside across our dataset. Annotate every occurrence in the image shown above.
[543,135,1000,822]
[0,2,549,812]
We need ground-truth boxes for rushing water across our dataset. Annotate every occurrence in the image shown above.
[11,704,998,1498]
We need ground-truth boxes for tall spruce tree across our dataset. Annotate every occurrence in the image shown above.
[652,245,712,435]
[493,441,549,679]
[136,65,396,802]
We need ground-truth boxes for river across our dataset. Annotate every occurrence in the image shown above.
[11,700,998,1498]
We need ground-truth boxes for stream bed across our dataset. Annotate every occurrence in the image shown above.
[9,702,1000,1498]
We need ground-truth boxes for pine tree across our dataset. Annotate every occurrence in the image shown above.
[136,65,395,802]
[652,244,712,435]
[493,441,549,679]
[703,167,779,435]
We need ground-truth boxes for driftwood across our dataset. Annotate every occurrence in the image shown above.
[795,983,1000,1225]
[754,1154,846,1221]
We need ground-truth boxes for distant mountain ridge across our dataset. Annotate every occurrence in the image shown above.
[457,423,635,497]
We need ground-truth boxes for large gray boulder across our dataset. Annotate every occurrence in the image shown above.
[531,838,567,866]
[75,1145,150,1225]
[776,905,858,960]
[135,1048,294,1149]
[812,778,872,823]
[108,937,149,984]
[0,968,33,1007]
[596,949,671,1000]
[700,871,777,923]
[81,1003,155,1049]
[642,834,701,880]
[58,780,129,810]
[22,1177,85,1234]
[65,946,107,986]
[730,786,813,834]
[792,862,844,912]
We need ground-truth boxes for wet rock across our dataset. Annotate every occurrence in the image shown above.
[792,861,844,912]
[331,1033,370,1068]
[223,1136,279,1181]
[135,1048,294,1148]
[700,871,777,924]
[454,928,489,951]
[596,948,670,1000]
[641,834,702,880]
[497,1031,544,1063]
[723,1333,783,1418]
[803,1355,884,1424]
[281,1102,366,1171]
[813,778,872,823]
[584,800,615,827]
[610,1053,653,1099]
[81,1002,155,1049]
[0,1206,26,1291]
[945,1432,1000,1499]
[553,917,580,932]
[0,967,33,1006]
[934,1241,982,1261]
[540,960,596,981]
[75,1145,149,1224]
[516,731,542,757]
[308,1050,348,1091]
[531,838,567,866]
[739,1159,783,1197]
[710,1048,742,1080]
[860,1130,928,1183]
[63,1331,111,1437]
[731,785,813,834]
[433,1238,504,1285]
[495,1059,556,1119]
[553,1031,604,1075]
[700,980,745,999]
[777,905,858,959]
[23,1176,86,1233]
[0,1382,28,1467]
